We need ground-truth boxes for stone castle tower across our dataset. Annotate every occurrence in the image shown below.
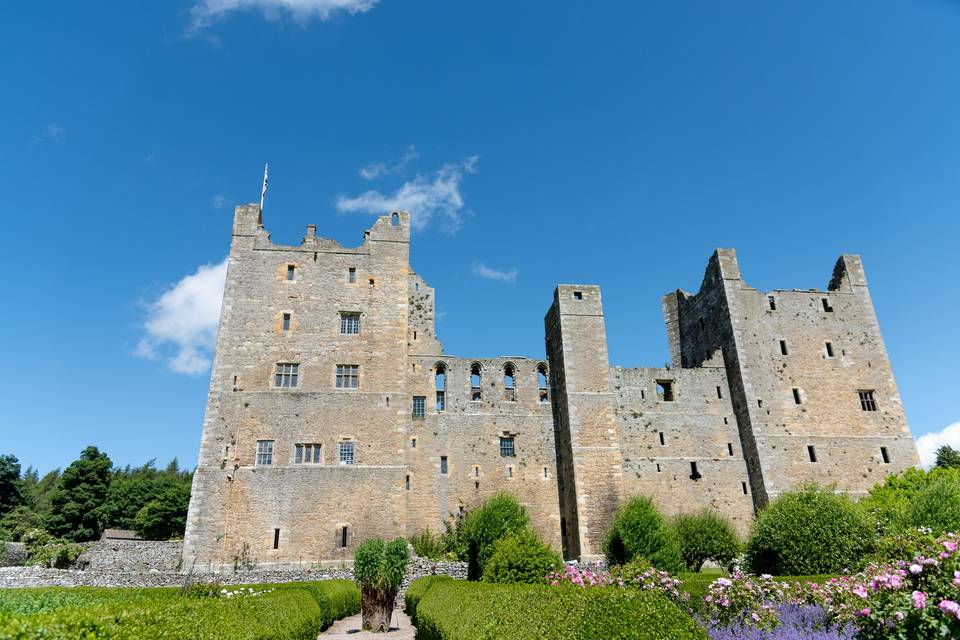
[182,205,918,569]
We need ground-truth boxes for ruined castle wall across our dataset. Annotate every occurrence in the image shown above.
[611,360,755,536]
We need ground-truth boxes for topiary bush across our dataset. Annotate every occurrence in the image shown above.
[460,493,529,579]
[403,575,453,627]
[674,509,740,572]
[745,483,874,576]
[353,537,409,632]
[482,529,562,584]
[603,496,682,573]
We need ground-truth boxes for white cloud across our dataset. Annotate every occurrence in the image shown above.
[916,421,960,469]
[360,144,419,180]
[212,194,229,209]
[336,156,477,234]
[34,124,64,144]
[471,262,518,284]
[136,258,228,375]
[188,0,379,32]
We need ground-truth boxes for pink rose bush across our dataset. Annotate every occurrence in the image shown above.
[546,562,690,608]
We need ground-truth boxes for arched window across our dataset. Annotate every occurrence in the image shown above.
[537,363,548,403]
[470,363,482,401]
[503,363,516,401]
[435,363,447,412]
[391,212,399,226]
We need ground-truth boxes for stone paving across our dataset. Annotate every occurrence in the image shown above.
[319,611,415,639]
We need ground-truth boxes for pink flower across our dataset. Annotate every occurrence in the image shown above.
[940,600,960,619]
[853,586,868,598]
[912,590,927,610]
[943,540,957,554]
[909,564,923,575]
[894,611,905,621]
[856,608,872,618]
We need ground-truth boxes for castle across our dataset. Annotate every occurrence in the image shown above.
[182,205,919,569]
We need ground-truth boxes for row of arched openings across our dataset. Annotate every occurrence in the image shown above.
[432,362,548,409]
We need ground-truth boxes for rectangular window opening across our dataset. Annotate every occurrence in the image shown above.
[768,295,776,311]
[880,446,890,464]
[859,390,878,411]
[338,442,355,465]
[822,297,833,312]
[411,438,416,448]
[340,312,361,335]
[440,456,448,475]
[405,475,410,490]
[716,386,723,399]
[793,388,803,404]
[689,461,702,480]
[727,442,734,456]
[255,440,274,466]
[658,431,665,446]
[282,313,291,331]
[656,463,661,473]
[347,267,356,283]
[742,481,749,495]
[807,445,818,463]
[825,342,835,357]
[286,265,295,281]
[573,291,583,300]
[275,363,299,388]
[340,526,348,548]
[779,340,789,356]
[500,436,516,458]
[412,396,425,418]
[273,528,280,549]
[656,380,675,402]
[508,466,513,478]
[436,390,445,412]
[335,364,360,389]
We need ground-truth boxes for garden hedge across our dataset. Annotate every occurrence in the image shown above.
[0,579,359,640]
[404,575,453,626]
[414,579,706,639]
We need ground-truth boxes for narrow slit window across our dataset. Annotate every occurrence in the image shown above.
[537,364,548,403]
[503,364,516,401]
[822,297,833,312]
[825,342,835,357]
[282,313,291,331]
[470,363,482,401]
[768,295,776,310]
[411,438,416,448]
[286,265,295,281]
[656,463,661,473]
[340,526,348,548]
[348,267,356,283]
[779,340,789,356]
[807,445,817,463]
[880,446,890,464]
[793,388,803,404]
[405,475,410,490]
[727,442,734,456]
[440,456,448,474]
[658,432,665,446]
[742,481,749,495]
[716,386,723,399]
[689,461,702,480]
[273,528,280,549]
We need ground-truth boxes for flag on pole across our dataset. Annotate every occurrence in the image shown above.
[259,163,269,212]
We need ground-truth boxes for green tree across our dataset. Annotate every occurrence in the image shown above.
[354,537,409,632]
[460,493,529,580]
[746,483,874,575]
[482,529,562,584]
[674,509,740,572]
[0,454,24,516]
[936,445,960,470]
[603,496,682,573]
[133,484,191,540]
[0,505,44,542]
[98,458,190,530]
[30,469,62,517]
[45,446,112,541]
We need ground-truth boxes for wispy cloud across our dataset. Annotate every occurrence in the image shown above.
[471,262,518,284]
[212,194,229,209]
[136,259,228,375]
[360,144,419,180]
[188,0,379,33]
[33,124,65,144]
[336,156,478,234]
[916,421,960,469]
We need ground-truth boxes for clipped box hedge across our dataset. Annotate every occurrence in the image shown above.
[0,579,359,640]
[404,575,453,626]
[413,579,706,640]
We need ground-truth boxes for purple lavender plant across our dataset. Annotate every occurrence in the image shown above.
[705,604,856,640]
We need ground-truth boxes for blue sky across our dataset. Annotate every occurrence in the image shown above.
[2,0,958,474]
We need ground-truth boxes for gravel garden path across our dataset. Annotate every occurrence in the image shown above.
[318,610,415,639]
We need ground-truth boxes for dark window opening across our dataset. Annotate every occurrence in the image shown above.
[273,528,280,549]
[742,481,749,495]
[544,467,548,478]
[508,466,513,477]
[807,445,817,463]
[340,526,348,548]
[348,267,356,283]
[723,417,729,425]
[768,295,776,310]
[859,390,878,411]
[470,363,482,401]
[286,265,295,281]
[573,291,583,300]
[727,442,734,456]
[758,399,763,408]
[689,461,702,480]
[411,438,416,448]
[405,475,410,490]
[282,313,291,331]
[658,432,665,446]
[880,447,890,464]
[500,436,516,457]
[716,386,723,399]
[822,298,833,312]
[440,456,448,474]
[779,340,789,355]
[656,380,675,401]
[656,463,661,473]
[368,278,375,286]
[793,388,803,404]
[413,330,417,340]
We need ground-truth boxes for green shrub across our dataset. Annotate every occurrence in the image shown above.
[354,537,409,632]
[863,528,939,566]
[482,529,561,584]
[404,575,453,627]
[414,579,706,639]
[603,496,682,573]
[745,483,874,575]
[674,509,740,572]
[21,528,83,569]
[461,493,529,579]
[408,529,445,560]
[0,580,359,639]
[860,466,960,536]
[904,471,960,534]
